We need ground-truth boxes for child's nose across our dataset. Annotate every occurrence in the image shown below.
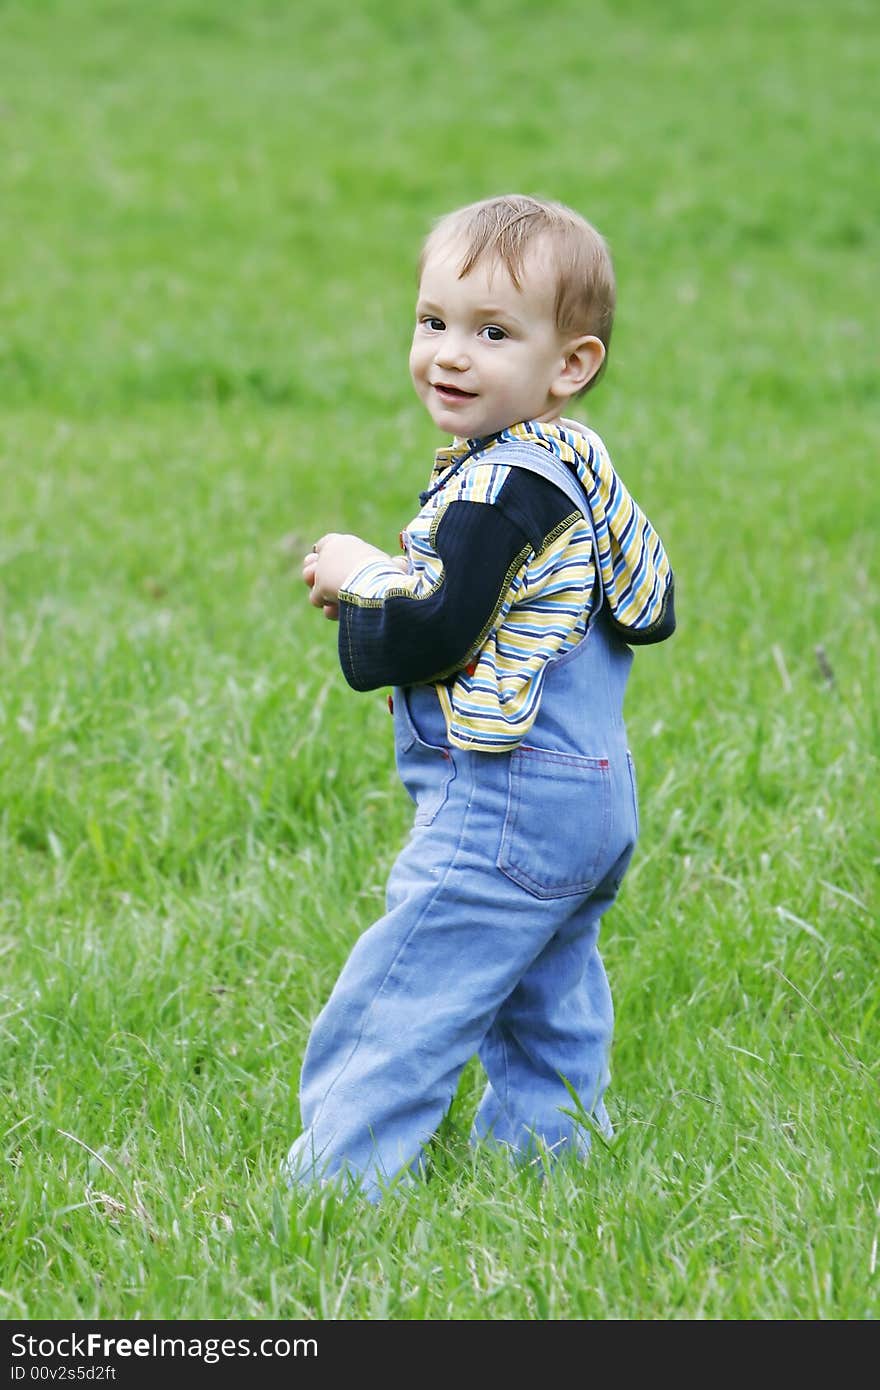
[434,334,471,370]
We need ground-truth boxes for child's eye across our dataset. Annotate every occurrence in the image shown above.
[421,316,445,332]
[480,325,507,342]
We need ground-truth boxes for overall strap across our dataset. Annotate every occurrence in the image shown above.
[492,441,605,616]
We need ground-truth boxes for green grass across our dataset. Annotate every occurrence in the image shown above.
[1,0,878,1319]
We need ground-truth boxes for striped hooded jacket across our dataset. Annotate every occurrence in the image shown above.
[337,419,675,751]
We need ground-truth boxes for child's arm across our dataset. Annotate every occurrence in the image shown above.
[331,470,578,691]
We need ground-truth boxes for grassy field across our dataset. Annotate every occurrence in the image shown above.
[1,0,878,1320]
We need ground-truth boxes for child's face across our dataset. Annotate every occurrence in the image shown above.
[409,235,587,440]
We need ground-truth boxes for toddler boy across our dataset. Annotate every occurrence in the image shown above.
[287,194,675,1198]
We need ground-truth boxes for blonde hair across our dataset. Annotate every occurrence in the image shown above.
[419,194,616,391]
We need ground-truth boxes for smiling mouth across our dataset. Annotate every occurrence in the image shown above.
[433,383,477,401]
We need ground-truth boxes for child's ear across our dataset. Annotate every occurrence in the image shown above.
[552,335,605,399]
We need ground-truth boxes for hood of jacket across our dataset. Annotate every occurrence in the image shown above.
[483,419,676,644]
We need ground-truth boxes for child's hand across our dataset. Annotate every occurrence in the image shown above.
[303,533,393,620]
[302,549,339,620]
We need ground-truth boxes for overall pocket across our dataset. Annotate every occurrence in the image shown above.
[394,686,456,827]
[498,745,611,899]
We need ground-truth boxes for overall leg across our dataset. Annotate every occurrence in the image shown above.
[285,746,568,1199]
[473,869,623,1158]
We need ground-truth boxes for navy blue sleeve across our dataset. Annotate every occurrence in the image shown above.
[337,470,578,691]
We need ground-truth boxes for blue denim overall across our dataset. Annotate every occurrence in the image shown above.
[286,444,639,1199]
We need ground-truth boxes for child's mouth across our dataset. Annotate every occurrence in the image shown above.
[433,383,477,401]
